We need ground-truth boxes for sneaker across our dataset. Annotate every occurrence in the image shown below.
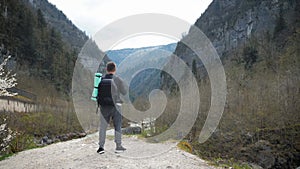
[115,145,126,153]
[97,147,105,154]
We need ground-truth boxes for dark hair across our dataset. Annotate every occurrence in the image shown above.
[106,62,116,72]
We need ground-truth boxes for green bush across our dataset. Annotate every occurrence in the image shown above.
[9,133,37,153]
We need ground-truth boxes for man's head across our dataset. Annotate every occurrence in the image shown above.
[106,61,116,74]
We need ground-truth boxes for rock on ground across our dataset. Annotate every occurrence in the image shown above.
[0,131,216,169]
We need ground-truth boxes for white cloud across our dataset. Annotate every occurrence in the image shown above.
[47,0,213,49]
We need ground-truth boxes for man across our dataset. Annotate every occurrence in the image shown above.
[97,62,127,154]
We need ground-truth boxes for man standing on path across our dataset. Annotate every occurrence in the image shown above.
[97,62,127,154]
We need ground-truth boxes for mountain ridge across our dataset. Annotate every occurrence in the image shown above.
[106,43,176,65]
[27,0,88,51]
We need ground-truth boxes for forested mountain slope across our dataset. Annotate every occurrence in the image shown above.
[0,0,106,157]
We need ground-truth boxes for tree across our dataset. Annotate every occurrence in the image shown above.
[0,56,17,96]
[37,9,47,29]
[0,117,14,155]
[243,46,258,70]
[192,59,199,79]
[273,4,286,36]
[0,55,17,155]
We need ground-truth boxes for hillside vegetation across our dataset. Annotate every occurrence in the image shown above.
[0,0,77,95]
[157,0,300,168]
[0,0,88,156]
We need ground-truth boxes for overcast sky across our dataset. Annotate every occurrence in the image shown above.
[47,0,213,49]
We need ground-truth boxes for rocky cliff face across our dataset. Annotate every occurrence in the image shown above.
[193,0,296,56]
[176,0,298,63]
[160,0,300,168]
[163,0,298,89]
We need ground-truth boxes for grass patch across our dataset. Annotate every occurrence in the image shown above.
[177,140,193,153]
[106,135,114,140]
[0,153,14,161]
[123,134,144,139]
[208,158,252,169]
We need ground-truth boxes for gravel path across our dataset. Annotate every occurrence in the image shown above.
[0,131,216,169]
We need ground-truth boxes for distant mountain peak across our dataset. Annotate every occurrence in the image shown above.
[106,43,177,65]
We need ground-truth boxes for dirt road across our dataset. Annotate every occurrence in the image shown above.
[0,131,216,169]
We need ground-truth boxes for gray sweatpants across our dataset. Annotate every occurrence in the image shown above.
[98,105,122,148]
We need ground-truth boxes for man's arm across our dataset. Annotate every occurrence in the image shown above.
[115,76,127,95]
